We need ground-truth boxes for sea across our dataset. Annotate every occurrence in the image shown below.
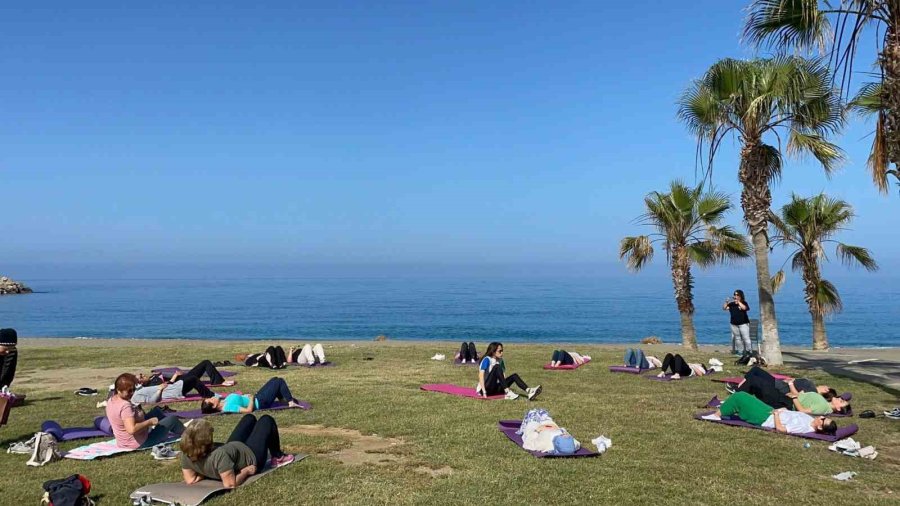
[0,267,897,348]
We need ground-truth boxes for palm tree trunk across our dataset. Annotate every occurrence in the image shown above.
[881,20,900,169]
[811,312,829,350]
[670,246,698,350]
[739,141,783,365]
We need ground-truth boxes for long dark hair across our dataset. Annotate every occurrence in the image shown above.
[734,289,746,301]
[484,342,503,359]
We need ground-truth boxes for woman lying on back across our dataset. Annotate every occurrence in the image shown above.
[200,377,303,414]
[180,416,294,488]
[548,350,591,368]
[702,392,838,435]
[656,353,710,379]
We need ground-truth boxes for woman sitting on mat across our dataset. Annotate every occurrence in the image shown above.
[236,346,288,369]
[200,377,303,414]
[456,341,478,364]
[476,342,542,401]
[548,350,591,368]
[287,343,327,365]
[730,367,850,415]
[702,391,838,435]
[106,373,186,449]
[657,353,709,379]
[180,415,294,488]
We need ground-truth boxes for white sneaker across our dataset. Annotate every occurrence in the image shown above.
[151,444,179,460]
[701,414,721,421]
[526,385,542,401]
[504,391,519,400]
[7,435,36,454]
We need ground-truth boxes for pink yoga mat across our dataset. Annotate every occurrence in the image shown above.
[420,384,505,400]
[543,360,589,370]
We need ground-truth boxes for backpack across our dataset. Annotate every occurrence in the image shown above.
[26,431,61,467]
[41,474,94,506]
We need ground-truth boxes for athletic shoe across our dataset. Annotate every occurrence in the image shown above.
[269,454,295,468]
[7,435,36,454]
[701,414,721,421]
[526,385,542,401]
[725,383,737,394]
[96,400,108,408]
[221,380,235,387]
[151,444,179,460]
[884,408,900,420]
[74,387,98,396]
[504,391,519,400]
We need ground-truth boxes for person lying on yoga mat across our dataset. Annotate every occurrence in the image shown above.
[457,341,478,363]
[476,342,542,401]
[548,350,591,368]
[702,392,838,435]
[236,346,288,369]
[180,415,294,489]
[622,348,662,369]
[107,373,186,449]
[200,377,303,414]
[656,353,709,378]
[137,360,235,388]
[287,343,327,365]
[729,367,850,415]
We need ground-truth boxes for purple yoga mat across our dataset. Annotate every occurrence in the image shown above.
[172,400,311,419]
[289,361,334,368]
[608,365,645,374]
[713,373,792,385]
[694,411,858,442]
[497,420,600,458]
[420,384,505,400]
[42,416,113,442]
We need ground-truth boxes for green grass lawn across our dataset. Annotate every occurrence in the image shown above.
[2,341,898,505]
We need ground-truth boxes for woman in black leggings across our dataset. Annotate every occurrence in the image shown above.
[180,415,294,488]
[657,353,708,378]
[476,342,542,400]
[241,346,288,369]
[457,341,478,363]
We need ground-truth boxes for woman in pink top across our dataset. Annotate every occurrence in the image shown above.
[105,373,185,449]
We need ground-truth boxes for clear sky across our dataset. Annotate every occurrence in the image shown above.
[2,1,896,275]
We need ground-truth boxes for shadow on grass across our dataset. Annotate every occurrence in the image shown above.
[782,351,900,397]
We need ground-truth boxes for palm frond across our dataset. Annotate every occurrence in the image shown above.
[687,241,718,268]
[744,0,831,52]
[786,131,845,175]
[620,236,654,272]
[848,82,883,117]
[757,143,784,183]
[708,225,752,260]
[867,112,891,194]
[814,278,843,315]
[771,269,786,294]
[836,243,879,271]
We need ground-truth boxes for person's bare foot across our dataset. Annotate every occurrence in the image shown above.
[222,380,235,387]
[288,400,304,409]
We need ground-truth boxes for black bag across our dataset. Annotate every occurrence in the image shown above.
[42,474,93,506]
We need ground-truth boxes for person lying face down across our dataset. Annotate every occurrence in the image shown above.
[732,368,851,416]
[200,377,303,414]
[180,416,294,489]
[703,392,838,435]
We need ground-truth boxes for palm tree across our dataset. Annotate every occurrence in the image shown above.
[848,82,900,190]
[678,56,844,365]
[744,0,900,193]
[770,194,878,349]
[620,181,750,350]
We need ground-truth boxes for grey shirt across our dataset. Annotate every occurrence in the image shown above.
[131,381,184,404]
[180,442,257,480]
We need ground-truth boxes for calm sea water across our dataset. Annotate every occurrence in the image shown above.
[0,272,896,348]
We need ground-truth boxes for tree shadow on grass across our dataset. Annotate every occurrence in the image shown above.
[782,351,900,397]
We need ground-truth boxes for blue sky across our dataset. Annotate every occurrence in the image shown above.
[1,1,896,275]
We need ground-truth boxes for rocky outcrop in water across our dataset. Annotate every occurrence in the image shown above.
[0,276,32,295]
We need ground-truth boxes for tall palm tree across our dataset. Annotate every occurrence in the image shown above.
[620,181,750,350]
[770,194,878,349]
[848,82,900,190]
[678,56,844,365]
[744,0,900,193]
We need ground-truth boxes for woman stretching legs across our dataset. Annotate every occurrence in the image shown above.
[659,353,692,378]
[458,342,478,363]
[227,414,293,470]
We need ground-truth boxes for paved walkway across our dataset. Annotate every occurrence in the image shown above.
[781,347,900,395]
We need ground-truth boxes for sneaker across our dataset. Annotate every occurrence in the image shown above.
[75,387,99,396]
[504,391,519,400]
[725,383,737,394]
[701,414,721,421]
[269,454,295,468]
[7,435,36,454]
[884,408,900,419]
[526,385,542,401]
[151,444,179,460]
